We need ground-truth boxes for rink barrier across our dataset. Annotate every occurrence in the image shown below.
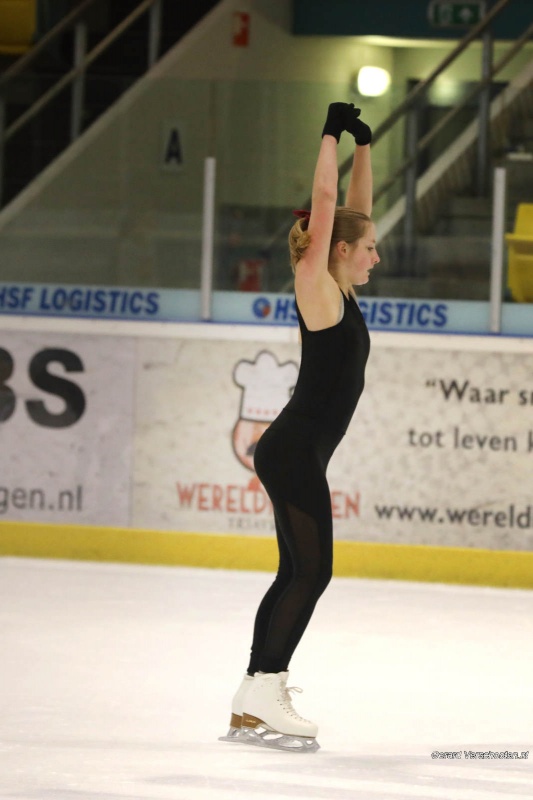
[1,521,533,589]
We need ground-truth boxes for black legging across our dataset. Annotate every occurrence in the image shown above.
[247,409,343,676]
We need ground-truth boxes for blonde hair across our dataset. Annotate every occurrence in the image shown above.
[289,206,371,272]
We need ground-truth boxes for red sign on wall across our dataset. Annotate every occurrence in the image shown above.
[233,12,250,47]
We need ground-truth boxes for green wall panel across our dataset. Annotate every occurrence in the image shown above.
[293,0,533,40]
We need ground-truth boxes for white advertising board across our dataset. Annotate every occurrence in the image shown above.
[0,332,135,525]
[133,337,533,551]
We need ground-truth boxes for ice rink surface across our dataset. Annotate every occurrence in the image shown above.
[0,557,532,800]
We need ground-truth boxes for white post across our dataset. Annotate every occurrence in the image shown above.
[490,166,507,333]
[200,157,216,321]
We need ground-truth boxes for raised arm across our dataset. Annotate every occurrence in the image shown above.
[345,144,373,216]
[297,104,347,279]
[303,133,338,270]
[344,111,373,216]
[294,104,348,330]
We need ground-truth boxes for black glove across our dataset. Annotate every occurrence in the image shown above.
[344,104,372,145]
[322,102,358,142]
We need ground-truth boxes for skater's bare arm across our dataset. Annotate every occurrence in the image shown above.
[302,134,338,276]
[346,144,372,216]
[295,105,345,323]
[344,108,373,216]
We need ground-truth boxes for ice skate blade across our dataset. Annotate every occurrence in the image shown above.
[218,726,248,743]
[241,725,320,753]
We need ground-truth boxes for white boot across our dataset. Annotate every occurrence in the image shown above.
[241,672,320,752]
[219,674,254,742]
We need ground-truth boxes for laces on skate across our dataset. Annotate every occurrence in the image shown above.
[279,685,313,724]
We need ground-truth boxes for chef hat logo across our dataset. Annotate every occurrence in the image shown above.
[233,350,298,423]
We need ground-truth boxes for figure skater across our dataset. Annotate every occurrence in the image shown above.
[220,102,379,752]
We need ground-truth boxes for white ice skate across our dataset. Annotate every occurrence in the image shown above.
[218,674,254,743]
[241,671,320,753]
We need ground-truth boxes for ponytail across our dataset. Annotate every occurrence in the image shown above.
[288,207,371,273]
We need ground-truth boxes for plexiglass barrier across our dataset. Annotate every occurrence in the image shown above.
[0,73,532,334]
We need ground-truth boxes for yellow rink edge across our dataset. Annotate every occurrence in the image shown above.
[1,521,532,589]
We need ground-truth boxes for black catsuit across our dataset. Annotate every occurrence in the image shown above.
[248,289,370,675]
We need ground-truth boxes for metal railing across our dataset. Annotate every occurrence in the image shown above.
[0,0,163,206]
[265,0,532,256]
[375,23,533,204]
[372,19,533,252]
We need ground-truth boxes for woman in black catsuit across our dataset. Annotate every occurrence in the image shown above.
[220,103,379,752]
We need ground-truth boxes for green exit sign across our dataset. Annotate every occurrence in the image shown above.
[428,1,486,27]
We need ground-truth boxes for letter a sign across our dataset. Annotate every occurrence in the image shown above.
[162,125,184,171]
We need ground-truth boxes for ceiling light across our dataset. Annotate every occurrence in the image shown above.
[357,66,391,97]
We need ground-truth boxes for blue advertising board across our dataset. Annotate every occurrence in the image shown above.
[0,283,531,336]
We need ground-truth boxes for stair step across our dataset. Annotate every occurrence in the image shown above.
[447,218,493,236]
[519,119,533,138]
[368,274,490,302]
[366,277,432,299]
[386,236,491,268]
[448,197,492,217]
[430,261,489,281]
[429,277,490,301]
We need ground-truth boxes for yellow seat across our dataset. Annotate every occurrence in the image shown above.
[0,0,36,55]
[506,203,533,303]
